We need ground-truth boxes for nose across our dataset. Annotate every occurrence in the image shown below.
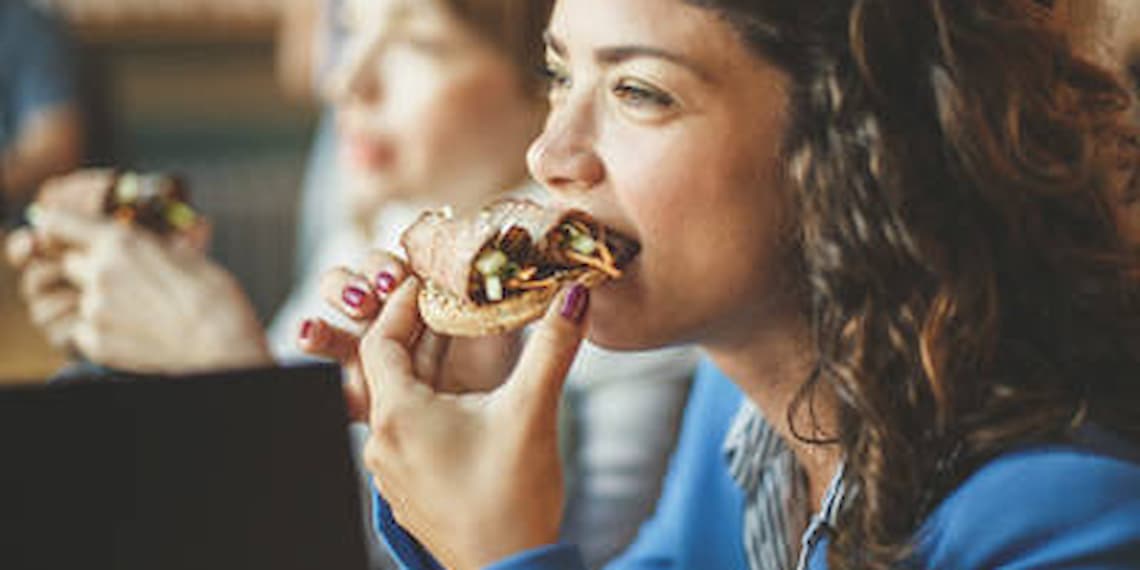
[328,39,383,105]
[526,99,604,195]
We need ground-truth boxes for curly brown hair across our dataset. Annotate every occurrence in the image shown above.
[687,0,1140,567]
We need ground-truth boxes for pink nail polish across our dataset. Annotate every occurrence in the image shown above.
[299,319,314,340]
[375,271,397,295]
[343,286,368,309]
[560,284,590,323]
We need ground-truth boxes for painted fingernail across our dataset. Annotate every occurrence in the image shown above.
[374,271,397,295]
[343,286,368,309]
[299,319,314,340]
[560,284,590,324]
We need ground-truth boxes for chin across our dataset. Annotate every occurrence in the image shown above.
[348,174,403,210]
[583,280,676,351]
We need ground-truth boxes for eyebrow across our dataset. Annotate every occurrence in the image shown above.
[543,31,711,81]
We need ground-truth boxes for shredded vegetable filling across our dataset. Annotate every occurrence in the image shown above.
[470,220,623,304]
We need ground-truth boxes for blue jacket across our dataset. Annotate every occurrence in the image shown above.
[374,360,1140,569]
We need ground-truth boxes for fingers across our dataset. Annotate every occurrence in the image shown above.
[296,317,358,363]
[30,209,107,251]
[17,256,80,349]
[5,228,37,269]
[359,277,424,402]
[356,250,410,301]
[42,313,80,351]
[36,169,115,216]
[294,316,371,422]
[27,288,79,329]
[320,267,382,320]
[504,284,589,410]
[19,258,68,300]
[367,275,426,355]
[71,321,124,371]
[173,218,213,254]
[343,366,372,423]
[370,277,425,349]
[318,250,411,321]
[412,329,451,388]
[59,249,96,290]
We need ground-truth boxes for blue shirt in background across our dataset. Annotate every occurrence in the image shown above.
[0,0,76,149]
[373,360,1140,569]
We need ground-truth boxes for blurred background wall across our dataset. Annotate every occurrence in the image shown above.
[1,0,318,381]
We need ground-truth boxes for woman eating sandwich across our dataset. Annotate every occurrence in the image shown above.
[8,0,698,566]
[312,0,1140,568]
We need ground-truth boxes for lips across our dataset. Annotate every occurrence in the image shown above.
[542,199,640,250]
[342,132,396,172]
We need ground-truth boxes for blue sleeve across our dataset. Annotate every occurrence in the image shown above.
[917,445,1140,569]
[371,491,446,570]
[4,3,77,133]
[372,490,587,570]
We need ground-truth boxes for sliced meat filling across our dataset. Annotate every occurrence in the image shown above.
[468,214,638,305]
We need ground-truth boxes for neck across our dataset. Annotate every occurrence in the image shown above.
[704,317,842,510]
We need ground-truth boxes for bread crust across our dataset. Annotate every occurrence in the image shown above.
[418,281,558,337]
[418,270,608,337]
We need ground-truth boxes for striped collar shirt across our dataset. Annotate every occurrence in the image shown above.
[723,402,848,570]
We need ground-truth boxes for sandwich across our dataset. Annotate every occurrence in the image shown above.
[26,171,199,236]
[400,198,640,336]
[101,171,198,235]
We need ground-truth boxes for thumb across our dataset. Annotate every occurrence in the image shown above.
[5,228,36,269]
[31,208,106,250]
[503,283,589,410]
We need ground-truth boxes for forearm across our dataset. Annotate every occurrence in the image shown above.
[2,108,84,204]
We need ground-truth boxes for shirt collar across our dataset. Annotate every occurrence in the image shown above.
[723,401,794,493]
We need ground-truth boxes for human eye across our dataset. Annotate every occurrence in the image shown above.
[612,78,676,111]
[391,34,451,57]
[539,58,572,102]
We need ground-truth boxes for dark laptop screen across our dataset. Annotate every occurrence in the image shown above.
[0,365,370,570]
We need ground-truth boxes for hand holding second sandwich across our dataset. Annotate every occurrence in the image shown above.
[339,273,590,570]
[28,209,271,373]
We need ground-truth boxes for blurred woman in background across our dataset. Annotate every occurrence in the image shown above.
[6,0,695,567]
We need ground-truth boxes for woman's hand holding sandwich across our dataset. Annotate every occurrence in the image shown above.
[304,250,524,420]
[303,200,635,566]
[312,259,591,570]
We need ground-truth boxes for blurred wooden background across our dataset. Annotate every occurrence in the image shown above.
[1,0,317,383]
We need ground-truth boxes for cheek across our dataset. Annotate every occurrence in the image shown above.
[393,64,531,186]
[612,126,781,274]
[592,123,789,346]
[385,67,461,160]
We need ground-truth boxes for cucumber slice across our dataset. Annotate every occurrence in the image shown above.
[166,202,198,230]
[485,275,504,302]
[476,250,510,276]
[570,234,598,255]
[116,173,141,204]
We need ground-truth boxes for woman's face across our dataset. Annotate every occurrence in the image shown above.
[335,0,541,216]
[529,0,796,350]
